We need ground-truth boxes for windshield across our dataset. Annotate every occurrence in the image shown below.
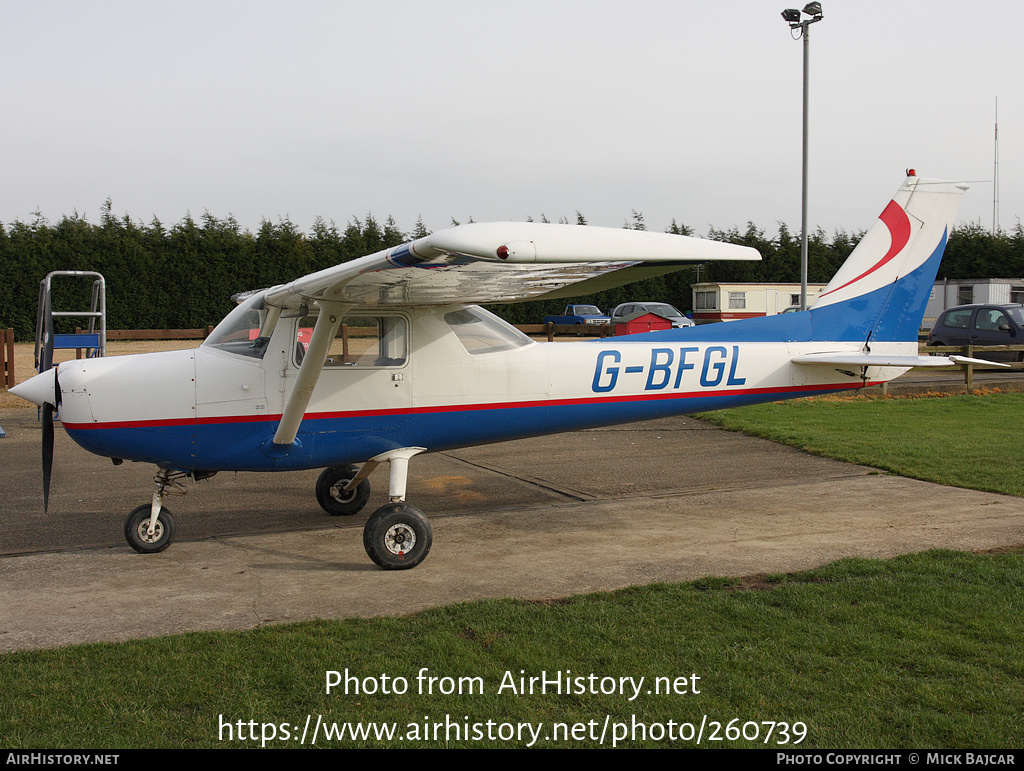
[643,303,683,317]
[203,293,270,359]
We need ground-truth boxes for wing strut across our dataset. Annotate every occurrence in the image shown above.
[273,301,351,446]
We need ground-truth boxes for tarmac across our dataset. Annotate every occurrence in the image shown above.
[2,379,1023,653]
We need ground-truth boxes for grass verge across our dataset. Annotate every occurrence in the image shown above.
[1,550,1022,748]
[700,391,1024,497]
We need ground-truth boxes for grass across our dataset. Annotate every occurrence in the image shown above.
[1,550,1022,749]
[700,391,1024,497]
[2,391,1023,749]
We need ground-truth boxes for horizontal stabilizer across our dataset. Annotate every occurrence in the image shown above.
[948,355,1012,368]
[791,352,1011,369]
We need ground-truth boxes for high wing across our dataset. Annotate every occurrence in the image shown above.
[262,221,759,447]
[262,221,760,310]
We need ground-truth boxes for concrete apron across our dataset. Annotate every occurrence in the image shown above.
[3,441,1022,652]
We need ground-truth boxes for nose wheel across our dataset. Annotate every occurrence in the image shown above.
[122,469,204,554]
[124,504,175,553]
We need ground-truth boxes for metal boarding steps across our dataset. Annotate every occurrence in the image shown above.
[36,271,107,373]
[33,271,107,423]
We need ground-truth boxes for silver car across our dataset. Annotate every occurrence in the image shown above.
[607,302,694,328]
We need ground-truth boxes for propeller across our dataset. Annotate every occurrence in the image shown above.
[12,298,63,512]
[39,298,57,512]
[41,366,61,512]
[10,287,72,511]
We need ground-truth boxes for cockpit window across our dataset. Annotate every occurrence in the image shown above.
[444,307,533,354]
[294,314,408,368]
[203,293,270,360]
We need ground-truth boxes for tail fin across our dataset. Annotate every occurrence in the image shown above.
[808,174,967,343]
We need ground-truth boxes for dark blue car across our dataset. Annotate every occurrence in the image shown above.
[927,303,1024,362]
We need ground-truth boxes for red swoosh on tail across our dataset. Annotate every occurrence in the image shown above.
[819,200,911,297]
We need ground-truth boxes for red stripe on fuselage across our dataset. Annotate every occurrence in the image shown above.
[61,380,873,431]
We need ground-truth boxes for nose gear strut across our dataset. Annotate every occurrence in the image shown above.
[122,469,215,554]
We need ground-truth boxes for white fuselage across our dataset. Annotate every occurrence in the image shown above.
[52,304,902,472]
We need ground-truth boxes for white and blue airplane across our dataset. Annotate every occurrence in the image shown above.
[12,173,982,569]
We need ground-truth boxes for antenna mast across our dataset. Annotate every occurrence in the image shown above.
[993,97,1000,235]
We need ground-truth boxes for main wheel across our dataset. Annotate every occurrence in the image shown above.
[362,503,433,570]
[124,505,175,554]
[316,465,371,516]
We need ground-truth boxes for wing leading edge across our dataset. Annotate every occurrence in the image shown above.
[262,222,760,310]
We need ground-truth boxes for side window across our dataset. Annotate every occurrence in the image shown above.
[444,307,532,354]
[295,315,408,367]
[695,291,717,310]
[943,309,972,330]
[975,309,1010,334]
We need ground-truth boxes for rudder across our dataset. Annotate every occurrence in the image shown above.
[808,174,966,343]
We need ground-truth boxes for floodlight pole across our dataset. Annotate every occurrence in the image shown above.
[783,5,823,310]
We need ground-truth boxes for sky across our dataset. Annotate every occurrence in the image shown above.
[2,0,1021,241]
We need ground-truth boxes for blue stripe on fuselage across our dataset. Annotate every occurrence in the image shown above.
[64,382,861,472]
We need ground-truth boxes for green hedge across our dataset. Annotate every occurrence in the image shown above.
[3,205,1021,340]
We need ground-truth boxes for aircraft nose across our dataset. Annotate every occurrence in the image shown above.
[10,368,58,407]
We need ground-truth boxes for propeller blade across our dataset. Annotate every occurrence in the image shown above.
[42,402,53,513]
[39,290,54,373]
[40,367,60,513]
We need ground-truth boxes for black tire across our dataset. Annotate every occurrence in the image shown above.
[316,465,371,516]
[124,505,175,554]
[362,503,432,570]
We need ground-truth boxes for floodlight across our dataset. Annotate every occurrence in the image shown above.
[780,2,824,310]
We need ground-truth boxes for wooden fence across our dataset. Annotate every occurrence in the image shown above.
[1,328,13,387]
[102,327,215,340]
[921,343,1024,391]
[518,323,614,342]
